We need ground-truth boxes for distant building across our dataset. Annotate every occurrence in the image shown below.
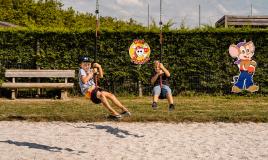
[215,15,268,28]
[0,21,18,27]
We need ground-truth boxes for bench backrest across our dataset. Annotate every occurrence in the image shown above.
[5,69,75,78]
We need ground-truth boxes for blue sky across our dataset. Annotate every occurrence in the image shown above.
[61,0,268,28]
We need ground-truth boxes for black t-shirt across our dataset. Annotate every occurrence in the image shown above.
[152,71,170,86]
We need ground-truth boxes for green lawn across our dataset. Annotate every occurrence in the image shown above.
[0,96,268,122]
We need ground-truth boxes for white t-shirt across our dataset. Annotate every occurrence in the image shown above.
[78,68,95,95]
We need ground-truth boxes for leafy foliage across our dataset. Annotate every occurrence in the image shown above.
[0,0,149,31]
[1,28,268,96]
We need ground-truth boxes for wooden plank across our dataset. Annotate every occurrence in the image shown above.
[228,19,268,22]
[0,21,18,27]
[228,18,268,20]
[227,22,268,26]
[5,70,75,78]
[226,15,268,26]
[215,15,228,27]
[217,20,225,25]
[61,90,68,100]
[225,16,228,28]
[216,15,268,27]
[215,16,225,25]
[1,83,74,88]
[226,15,268,19]
[215,19,225,26]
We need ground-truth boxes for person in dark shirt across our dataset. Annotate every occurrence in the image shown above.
[151,60,174,111]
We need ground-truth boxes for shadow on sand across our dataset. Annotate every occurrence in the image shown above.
[76,124,145,138]
[0,140,87,154]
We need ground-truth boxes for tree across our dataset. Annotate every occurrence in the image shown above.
[0,0,145,30]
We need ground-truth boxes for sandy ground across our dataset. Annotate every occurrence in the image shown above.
[0,122,267,160]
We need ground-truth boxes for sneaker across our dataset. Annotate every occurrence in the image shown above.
[108,114,122,120]
[120,111,131,117]
[152,102,157,110]
[169,104,175,111]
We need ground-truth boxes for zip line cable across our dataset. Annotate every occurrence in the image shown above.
[95,0,100,62]
[159,0,163,88]
[94,0,100,86]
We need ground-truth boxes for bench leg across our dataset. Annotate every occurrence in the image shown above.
[61,90,67,100]
[11,89,16,100]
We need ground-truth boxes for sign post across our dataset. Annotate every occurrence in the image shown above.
[129,39,151,96]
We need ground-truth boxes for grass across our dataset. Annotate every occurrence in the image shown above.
[0,95,268,122]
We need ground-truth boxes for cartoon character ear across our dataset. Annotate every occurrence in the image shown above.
[245,41,255,53]
[229,44,240,58]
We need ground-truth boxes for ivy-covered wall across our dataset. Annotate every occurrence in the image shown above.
[1,28,268,95]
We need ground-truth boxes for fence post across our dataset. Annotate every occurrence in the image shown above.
[36,40,41,96]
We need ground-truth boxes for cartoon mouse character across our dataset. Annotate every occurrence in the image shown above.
[229,41,259,93]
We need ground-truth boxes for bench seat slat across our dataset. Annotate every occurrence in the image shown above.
[5,70,75,78]
[1,83,74,89]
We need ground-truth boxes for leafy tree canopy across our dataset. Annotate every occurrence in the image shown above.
[0,0,178,31]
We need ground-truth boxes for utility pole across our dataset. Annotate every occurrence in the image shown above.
[148,3,150,29]
[198,4,201,27]
[250,4,253,16]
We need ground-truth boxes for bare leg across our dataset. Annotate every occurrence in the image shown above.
[153,95,159,103]
[97,91,119,115]
[166,93,174,105]
[101,91,129,112]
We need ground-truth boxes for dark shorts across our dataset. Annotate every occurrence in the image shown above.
[90,87,103,104]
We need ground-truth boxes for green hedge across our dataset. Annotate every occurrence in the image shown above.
[1,28,268,96]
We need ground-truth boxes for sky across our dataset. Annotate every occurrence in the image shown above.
[61,0,268,28]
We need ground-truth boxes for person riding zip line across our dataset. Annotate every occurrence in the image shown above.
[151,60,175,111]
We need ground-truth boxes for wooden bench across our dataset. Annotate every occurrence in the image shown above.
[0,69,75,100]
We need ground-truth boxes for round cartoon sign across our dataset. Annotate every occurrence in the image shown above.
[129,39,151,64]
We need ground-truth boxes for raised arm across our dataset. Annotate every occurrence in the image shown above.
[159,63,170,77]
[81,70,94,84]
[93,63,103,78]
[151,72,160,85]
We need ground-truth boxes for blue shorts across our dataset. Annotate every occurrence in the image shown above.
[152,85,172,97]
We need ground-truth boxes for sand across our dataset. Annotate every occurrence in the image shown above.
[0,121,267,160]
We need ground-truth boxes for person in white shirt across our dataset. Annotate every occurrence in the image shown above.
[78,56,131,120]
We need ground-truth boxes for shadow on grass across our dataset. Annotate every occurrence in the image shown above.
[0,140,87,154]
[76,124,145,138]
